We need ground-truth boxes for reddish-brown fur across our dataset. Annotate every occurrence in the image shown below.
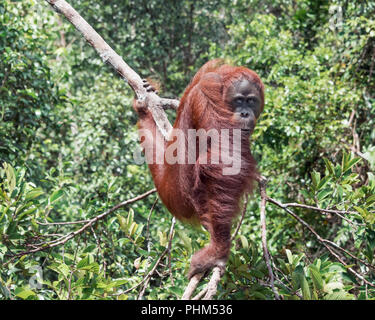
[134,59,264,278]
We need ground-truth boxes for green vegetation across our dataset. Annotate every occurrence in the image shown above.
[0,0,374,300]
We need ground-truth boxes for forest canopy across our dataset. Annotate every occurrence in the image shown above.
[0,0,375,300]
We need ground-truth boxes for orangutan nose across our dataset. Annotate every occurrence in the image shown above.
[241,111,250,118]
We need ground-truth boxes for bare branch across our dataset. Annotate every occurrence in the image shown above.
[36,219,91,226]
[192,287,208,300]
[137,217,176,299]
[258,176,280,300]
[230,194,248,241]
[67,234,81,299]
[278,201,365,227]
[202,267,222,300]
[4,188,156,266]
[90,225,107,277]
[159,98,180,110]
[184,267,222,300]
[280,202,359,216]
[181,272,204,300]
[266,196,375,288]
[146,197,159,254]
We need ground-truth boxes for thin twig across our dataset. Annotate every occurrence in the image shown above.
[146,197,158,254]
[138,217,176,299]
[90,225,107,277]
[231,195,249,241]
[36,219,91,226]
[67,235,81,300]
[166,218,176,286]
[281,201,365,227]
[258,177,280,300]
[138,198,159,299]
[281,202,358,216]
[117,217,175,298]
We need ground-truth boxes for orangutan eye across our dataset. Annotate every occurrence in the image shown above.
[235,97,244,104]
[247,97,256,105]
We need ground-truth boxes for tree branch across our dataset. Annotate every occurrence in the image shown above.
[230,194,248,241]
[181,272,204,300]
[4,188,156,266]
[266,196,375,288]
[44,0,178,139]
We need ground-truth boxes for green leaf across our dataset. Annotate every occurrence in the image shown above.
[344,157,361,172]
[293,253,305,267]
[368,172,375,189]
[300,189,312,200]
[336,185,344,201]
[16,206,37,221]
[106,279,128,288]
[14,288,37,299]
[79,262,100,273]
[317,189,331,202]
[366,194,375,206]
[315,259,321,270]
[341,151,349,172]
[129,222,138,237]
[4,163,16,194]
[25,188,44,201]
[126,208,134,229]
[311,171,320,190]
[252,291,267,299]
[50,189,63,204]
[323,158,335,175]
[300,276,311,300]
[158,230,167,247]
[134,224,144,242]
[15,167,26,185]
[286,249,293,265]
[239,235,249,249]
[334,165,342,179]
[324,291,353,300]
[353,206,374,223]
[309,265,323,290]
[77,257,90,269]
[293,266,310,300]
[177,230,192,254]
[117,214,127,232]
[317,175,330,190]
[57,263,70,278]
[249,269,264,279]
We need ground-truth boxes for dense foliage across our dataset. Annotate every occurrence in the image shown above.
[0,0,374,300]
